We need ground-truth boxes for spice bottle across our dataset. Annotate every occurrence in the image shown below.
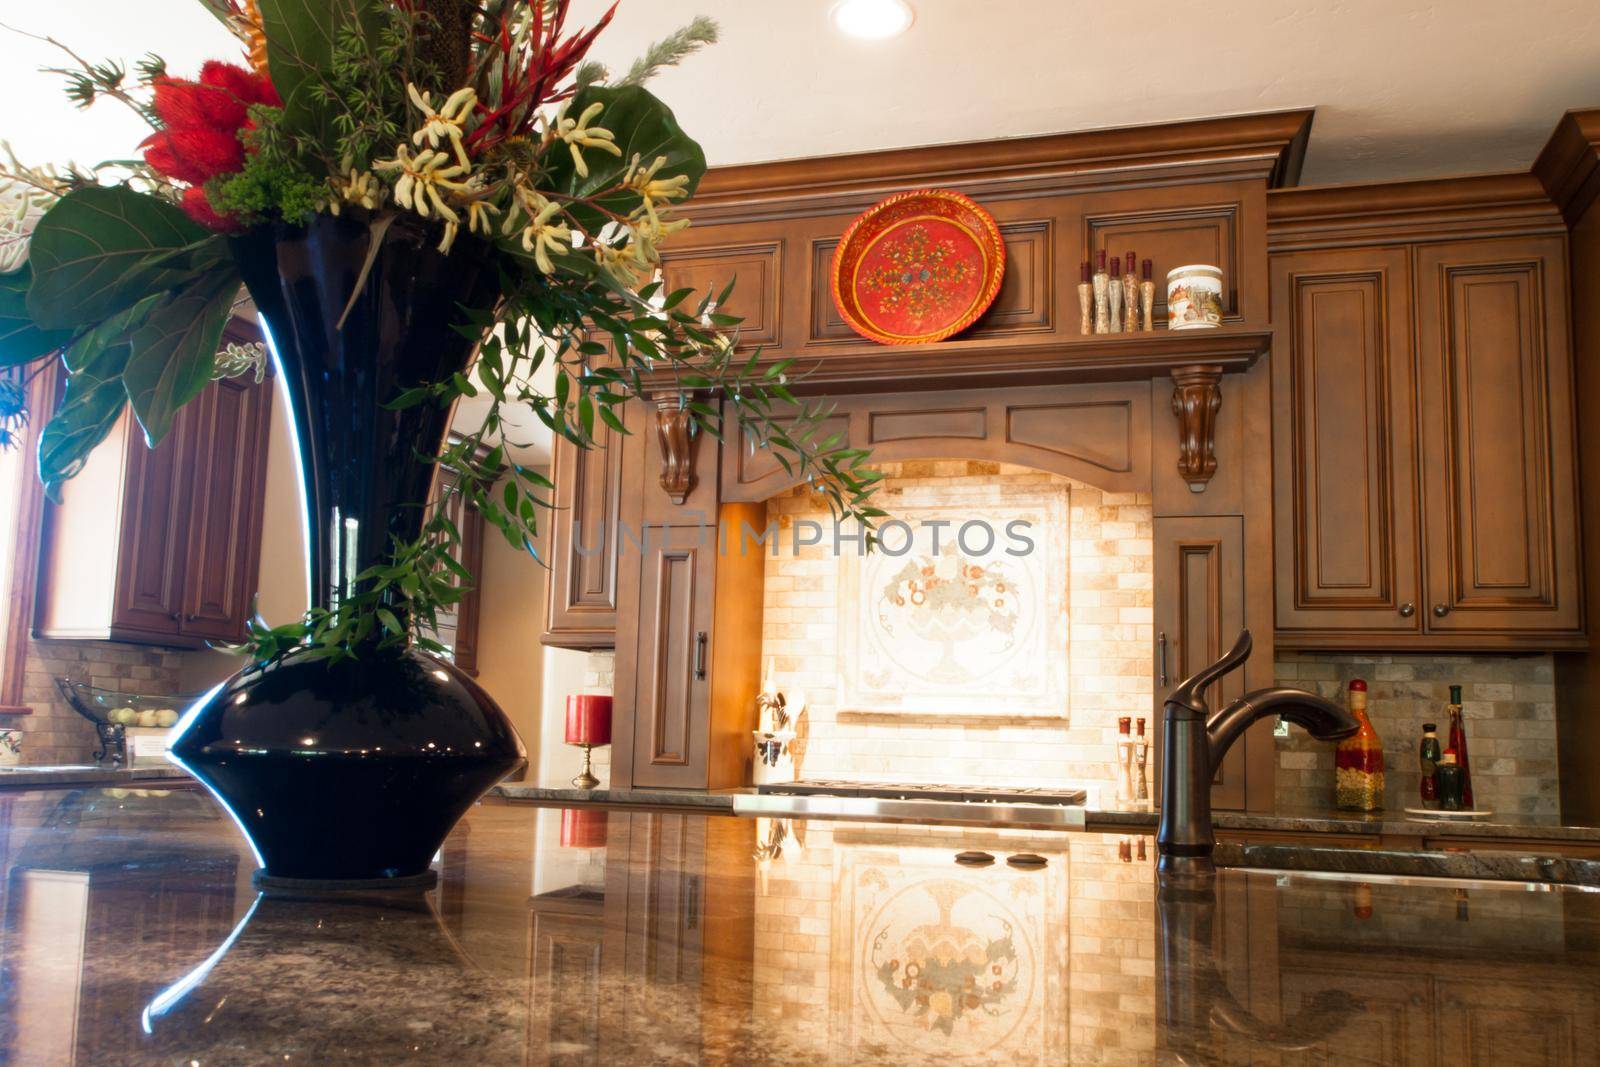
[1437,751,1463,811]
[1418,722,1441,806]
[1334,679,1384,811]
[1445,685,1473,809]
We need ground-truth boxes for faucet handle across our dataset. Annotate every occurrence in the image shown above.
[1166,629,1252,717]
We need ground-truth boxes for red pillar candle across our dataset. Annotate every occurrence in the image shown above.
[564,694,612,746]
[560,808,609,849]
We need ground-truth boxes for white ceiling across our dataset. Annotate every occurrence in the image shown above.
[7,1,1597,191]
[6,0,1600,461]
[566,0,1600,185]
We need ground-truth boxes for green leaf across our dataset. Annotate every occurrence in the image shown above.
[0,264,76,367]
[123,271,239,446]
[26,186,215,329]
[544,84,707,234]
[39,332,133,498]
[258,0,390,151]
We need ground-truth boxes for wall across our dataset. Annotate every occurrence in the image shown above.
[1274,652,1559,815]
[536,648,614,788]
[472,477,550,781]
[761,461,1153,795]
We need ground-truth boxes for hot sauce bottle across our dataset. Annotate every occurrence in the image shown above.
[1334,679,1385,811]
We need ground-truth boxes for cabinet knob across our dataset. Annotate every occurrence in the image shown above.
[168,612,180,622]
[1432,603,1450,618]
[1398,603,1415,618]
[185,614,199,623]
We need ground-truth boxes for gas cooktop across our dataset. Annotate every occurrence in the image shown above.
[755,779,1086,805]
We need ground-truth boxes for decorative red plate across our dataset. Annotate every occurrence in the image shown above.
[831,189,1006,345]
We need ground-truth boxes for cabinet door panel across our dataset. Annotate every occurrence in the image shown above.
[1437,977,1597,1066]
[544,421,626,648]
[180,377,271,643]
[113,417,194,637]
[528,897,605,1067]
[630,527,715,789]
[1156,516,1248,810]
[1272,248,1421,635]
[1416,238,1581,635]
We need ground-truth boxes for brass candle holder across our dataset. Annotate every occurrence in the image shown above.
[572,743,601,790]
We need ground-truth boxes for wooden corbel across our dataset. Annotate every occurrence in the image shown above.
[1170,364,1224,492]
[652,394,698,504]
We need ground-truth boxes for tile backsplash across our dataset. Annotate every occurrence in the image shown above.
[1273,652,1558,816]
[15,638,187,764]
[761,461,1153,792]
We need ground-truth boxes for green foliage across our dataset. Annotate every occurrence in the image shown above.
[0,265,75,368]
[123,271,238,445]
[36,296,163,496]
[258,0,396,162]
[226,262,884,665]
[18,186,242,490]
[212,109,326,225]
[615,16,721,88]
[25,186,215,329]
[540,85,707,236]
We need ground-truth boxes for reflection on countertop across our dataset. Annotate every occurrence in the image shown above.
[493,780,1600,845]
[0,787,1597,1064]
[0,764,191,789]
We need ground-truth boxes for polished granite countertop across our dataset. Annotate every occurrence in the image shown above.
[0,763,191,789]
[2,785,1599,1064]
[493,779,1600,843]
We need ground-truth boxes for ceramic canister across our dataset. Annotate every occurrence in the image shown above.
[1166,264,1224,330]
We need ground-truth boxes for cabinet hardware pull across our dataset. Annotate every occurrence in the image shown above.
[1432,604,1450,618]
[185,614,199,623]
[1398,603,1415,617]
[1157,631,1168,687]
[694,631,707,679]
[168,612,180,621]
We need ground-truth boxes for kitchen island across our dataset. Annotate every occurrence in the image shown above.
[0,785,1595,1064]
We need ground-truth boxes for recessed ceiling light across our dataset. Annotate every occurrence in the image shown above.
[831,0,915,40]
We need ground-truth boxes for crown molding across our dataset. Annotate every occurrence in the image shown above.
[1532,108,1600,226]
[685,109,1315,220]
[1266,172,1563,250]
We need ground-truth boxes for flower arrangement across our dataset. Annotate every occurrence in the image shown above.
[0,0,883,662]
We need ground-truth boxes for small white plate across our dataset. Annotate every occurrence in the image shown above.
[1403,807,1494,820]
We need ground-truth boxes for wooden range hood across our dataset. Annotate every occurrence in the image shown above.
[558,110,1315,807]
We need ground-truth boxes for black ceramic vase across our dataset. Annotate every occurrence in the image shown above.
[169,212,525,885]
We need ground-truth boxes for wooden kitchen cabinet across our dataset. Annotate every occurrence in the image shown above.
[1271,234,1583,649]
[1155,515,1250,810]
[624,525,717,789]
[542,414,629,650]
[612,503,765,792]
[1415,236,1582,638]
[35,370,273,649]
[1271,246,1422,636]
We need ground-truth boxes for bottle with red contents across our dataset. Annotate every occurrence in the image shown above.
[1445,684,1474,809]
[1334,679,1385,811]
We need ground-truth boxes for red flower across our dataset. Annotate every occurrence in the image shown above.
[180,186,241,233]
[141,60,278,229]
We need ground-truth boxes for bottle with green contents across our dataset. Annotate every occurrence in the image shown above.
[1418,723,1442,806]
[1436,751,1463,811]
